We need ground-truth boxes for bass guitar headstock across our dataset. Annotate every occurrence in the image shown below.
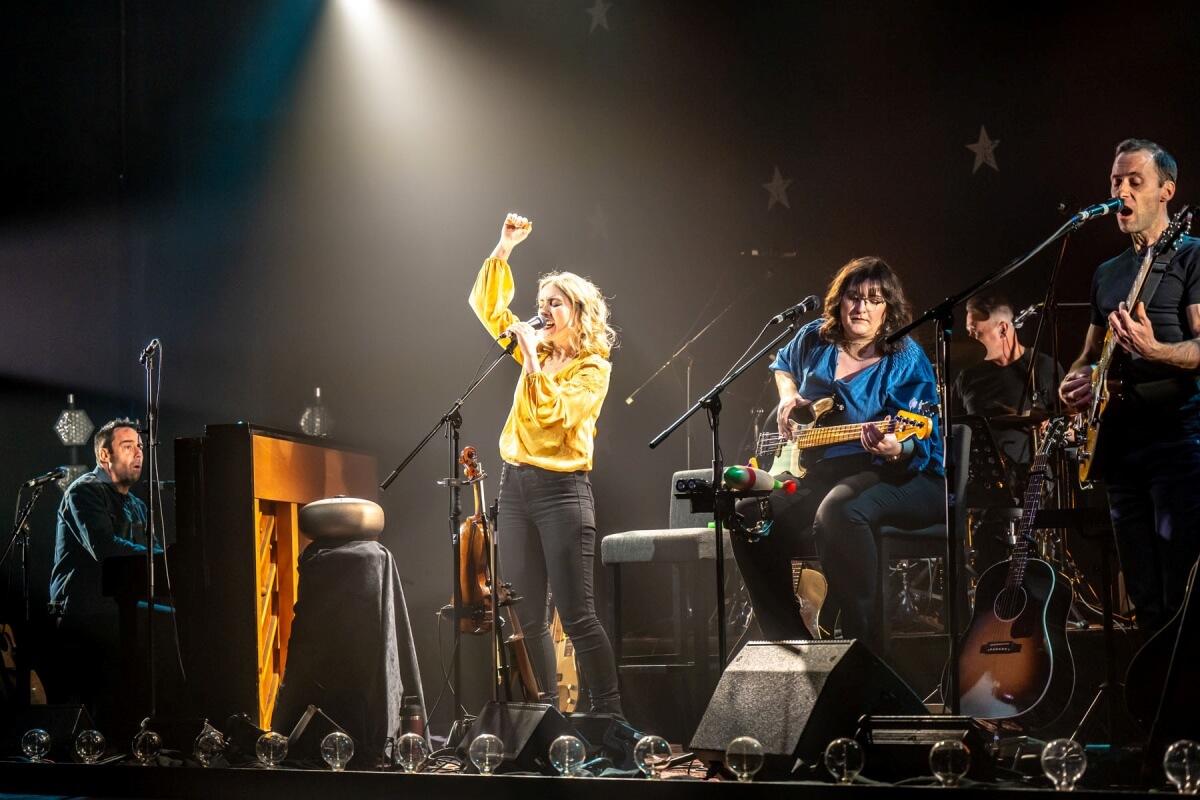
[894,410,934,442]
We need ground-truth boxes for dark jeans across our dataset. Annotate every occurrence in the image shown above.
[731,455,944,650]
[498,463,620,713]
[1105,436,1200,633]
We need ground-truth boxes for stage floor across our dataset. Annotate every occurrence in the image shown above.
[0,744,1176,800]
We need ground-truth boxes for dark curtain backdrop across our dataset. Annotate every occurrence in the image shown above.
[4,0,1197,729]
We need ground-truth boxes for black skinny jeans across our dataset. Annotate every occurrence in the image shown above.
[497,463,621,712]
[731,455,944,652]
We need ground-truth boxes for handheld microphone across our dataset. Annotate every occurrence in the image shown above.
[723,465,797,494]
[768,295,821,325]
[138,338,160,365]
[498,315,547,342]
[1013,302,1044,329]
[1070,198,1124,223]
[23,467,67,489]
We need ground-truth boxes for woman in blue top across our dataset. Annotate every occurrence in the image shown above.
[730,256,945,651]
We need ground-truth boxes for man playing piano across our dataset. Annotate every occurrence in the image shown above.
[46,418,149,725]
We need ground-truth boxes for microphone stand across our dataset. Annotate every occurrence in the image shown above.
[1016,234,1071,420]
[141,347,160,719]
[0,484,52,706]
[626,271,773,468]
[887,213,1093,714]
[650,316,808,669]
[380,340,518,732]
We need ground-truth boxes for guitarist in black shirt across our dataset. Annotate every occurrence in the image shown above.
[1059,138,1200,635]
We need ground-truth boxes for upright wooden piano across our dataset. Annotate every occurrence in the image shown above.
[174,423,378,728]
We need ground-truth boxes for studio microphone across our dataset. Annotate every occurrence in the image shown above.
[138,338,160,365]
[723,465,797,494]
[23,467,67,489]
[1013,302,1044,329]
[1070,197,1124,223]
[768,295,821,325]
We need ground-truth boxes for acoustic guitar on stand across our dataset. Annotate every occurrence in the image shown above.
[948,416,1075,729]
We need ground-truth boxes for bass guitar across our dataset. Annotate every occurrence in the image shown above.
[756,396,934,478]
[1078,205,1194,483]
[948,417,1075,728]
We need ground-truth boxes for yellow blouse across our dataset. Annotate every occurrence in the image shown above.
[469,258,611,472]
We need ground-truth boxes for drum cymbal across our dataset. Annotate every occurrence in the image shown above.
[986,409,1053,429]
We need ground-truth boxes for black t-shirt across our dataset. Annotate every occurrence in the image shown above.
[954,350,1063,466]
[1090,235,1200,438]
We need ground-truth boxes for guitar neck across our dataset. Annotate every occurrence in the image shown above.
[1097,210,1194,384]
[1004,451,1053,589]
[791,419,896,450]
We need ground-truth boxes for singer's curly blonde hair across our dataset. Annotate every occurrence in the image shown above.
[536,271,618,359]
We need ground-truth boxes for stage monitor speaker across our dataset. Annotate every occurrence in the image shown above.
[568,711,643,770]
[855,715,995,781]
[462,701,580,775]
[689,640,926,776]
[221,713,268,765]
[138,717,219,758]
[0,704,94,761]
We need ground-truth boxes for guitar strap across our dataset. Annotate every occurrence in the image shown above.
[1135,243,1175,309]
[1122,242,1195,410]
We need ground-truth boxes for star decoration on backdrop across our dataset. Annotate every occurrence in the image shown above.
[966,125,1000,173]
[588,205,610,241]
[763,166,792,211]
[587,0,611,33]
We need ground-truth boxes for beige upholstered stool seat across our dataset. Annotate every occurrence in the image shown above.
[299,496,385,540]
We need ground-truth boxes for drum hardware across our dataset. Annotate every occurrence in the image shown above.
[888,558,943,633]
[985,408,1054,430]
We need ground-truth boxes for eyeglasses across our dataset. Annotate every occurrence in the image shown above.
[844,292,887,307]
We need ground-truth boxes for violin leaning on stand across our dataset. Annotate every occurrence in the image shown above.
[456,447,542,703]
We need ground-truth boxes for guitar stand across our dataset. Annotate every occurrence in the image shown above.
[1040,527,1093,631]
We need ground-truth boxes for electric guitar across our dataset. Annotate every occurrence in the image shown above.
[756,396,934,478]
[949,417,1075,728]
[1078,205,1194,482]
